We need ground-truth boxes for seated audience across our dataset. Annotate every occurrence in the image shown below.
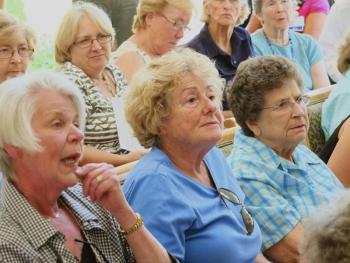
[187,0,253,110]
[123,48,267,263]
[0,71,175,262]
[112,0,193,82]
[55,2,146,166]
[0,11,36,188]
[251,0,330,92]
[320,0,350,83]
[302,189,350,263]
[319,33,350,187]
[247,0,330,40]
[227,55,344,263]
[321,32,350,140]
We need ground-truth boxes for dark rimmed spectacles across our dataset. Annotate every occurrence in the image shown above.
[74,34,112,48]
[0,46,34,60]
[262,95,310,112]
[158,13,191,32]
[218,188,254,235]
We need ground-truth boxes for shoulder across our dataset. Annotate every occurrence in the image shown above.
[234,26,251,39]
[187,25,210,52]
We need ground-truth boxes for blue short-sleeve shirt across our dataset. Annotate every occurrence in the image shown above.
[252,29,323,91]
[227,129,344,250]
[124,147,262,263]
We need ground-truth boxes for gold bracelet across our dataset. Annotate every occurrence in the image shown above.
[119,213,144,236]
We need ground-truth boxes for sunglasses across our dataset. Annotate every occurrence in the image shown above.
[218,188,254,235]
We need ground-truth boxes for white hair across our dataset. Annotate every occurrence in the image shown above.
[0,71,86,181]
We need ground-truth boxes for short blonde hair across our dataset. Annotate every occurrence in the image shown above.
[132,0,193,32]
[55,1,115,64]
[202,0,250,26]
[338,31,350,74]
[125,47,223,148]
[0,71,85,182]
[0,11,36,53]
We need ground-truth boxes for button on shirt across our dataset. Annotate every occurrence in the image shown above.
[187,24,255,82]
[0,181,134,263]
[226,129,344,250]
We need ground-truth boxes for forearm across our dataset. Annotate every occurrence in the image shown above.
[114,208,172,263]
[80,145,135,166]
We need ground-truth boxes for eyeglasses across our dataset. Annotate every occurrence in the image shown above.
[73,34,112,48]
[158,13,191,32]
[262,95,310,112]
[218,188,254,235]
[0,46,34,60]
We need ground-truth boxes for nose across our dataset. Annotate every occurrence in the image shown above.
[222,0,233,8]
[10,50,22,63]
[91,39,102,50]
[291,101,306,117]
[175,28,185,39]
[203,97,219,114]
[68,124,84,143]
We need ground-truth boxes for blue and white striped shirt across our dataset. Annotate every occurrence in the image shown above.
[227,129,344,250]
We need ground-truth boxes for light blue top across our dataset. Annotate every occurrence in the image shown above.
[123,147,262,263]
[252,29,323,91]
[322,70,350,139]
[227,129,344,250]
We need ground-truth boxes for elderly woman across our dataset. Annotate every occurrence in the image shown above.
[0,11,36,188]
[251,0,329,92]
[0,11,35,83]
[319,32,350,187]
[301,190,350,263]
[0,71,176,262]
[55,2,146,167]
[123,48,267,263]
[112,0,193,83]
[227,56,343,263]
[187,0,253,110]
[247,0,331,40]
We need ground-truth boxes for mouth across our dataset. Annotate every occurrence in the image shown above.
[61,153,81,167]
[290,124,306,131]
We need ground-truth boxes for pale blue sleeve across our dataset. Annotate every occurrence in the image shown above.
[305,35,323,67]
[251,30,271,57]
[123,172,195,263]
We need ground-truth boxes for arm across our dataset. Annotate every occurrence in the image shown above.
[80,145,146,166]
[304,13,328,40]
[113,51,146,83]
[327,118,350,187]
[256,253,271,263]
[77,163,172,263]
[310,61,330,89]
[264,223,303,263]
[246,13,262,33]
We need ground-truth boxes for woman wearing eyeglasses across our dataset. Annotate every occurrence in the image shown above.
[250,0,329,92]
[123,48,269,263]
[0,11,36,189]
[112,0,193,83]
[187,0,253,110]
[0,11,35,84]
[55,2,146,167]
[227,55,344,263]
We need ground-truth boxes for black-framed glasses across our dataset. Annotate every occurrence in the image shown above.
[262,95,310,112]
[158,13,191,32]
[73,34,112,48]
[218,188,254,235]
[0,46,34,60]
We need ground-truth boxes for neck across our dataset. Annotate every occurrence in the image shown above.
[208,23,234,54]
[259,137,296,162]
[160,140,213,183]
[133,31,160,58]
[13,166,63,219]
[263,26,289,45]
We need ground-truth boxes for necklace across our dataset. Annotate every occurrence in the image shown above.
[262,30,295,62]
[93,70,116,97]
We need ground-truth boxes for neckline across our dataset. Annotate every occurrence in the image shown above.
[262,30,295,62]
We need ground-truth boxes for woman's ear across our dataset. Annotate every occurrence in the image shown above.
[246,119,261,137]
[145,12,155,27]
[3,144,22,159]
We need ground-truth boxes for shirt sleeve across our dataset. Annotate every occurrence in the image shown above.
[308,0,330,14]
[234,162,301,250]
[305,35,323,67]
[123,172,195,263]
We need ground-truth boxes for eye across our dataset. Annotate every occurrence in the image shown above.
[52,120,63,128]
[275,100,290,109]
[76,38,91,46]
[0,47,10,54]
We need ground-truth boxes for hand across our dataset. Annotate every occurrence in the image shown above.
[75,163,131,214]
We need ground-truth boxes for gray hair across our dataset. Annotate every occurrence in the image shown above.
[0,71,85,181]
[253,0,296,15]
[302,190,350,263]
